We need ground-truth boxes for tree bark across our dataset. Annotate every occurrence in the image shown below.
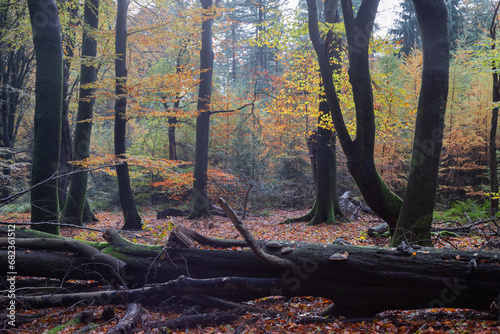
[28,0,64,235]
[63,0,100,225]
[114,0,142,230]
[2,228,499,318]
[187,0,214,219]
[392,0,449,246]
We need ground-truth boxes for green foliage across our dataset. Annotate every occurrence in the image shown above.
[434,199,495,223]
[0,199,31,214]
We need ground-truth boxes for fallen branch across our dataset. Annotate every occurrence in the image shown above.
[107,303,141,334]
[218,197,293,270]
[167,226,250,249]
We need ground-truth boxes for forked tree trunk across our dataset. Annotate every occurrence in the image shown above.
[28,0,63,235]
[307,0,403,231]
[114,0,142,230]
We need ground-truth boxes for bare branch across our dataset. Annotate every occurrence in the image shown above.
[218,197,293,270]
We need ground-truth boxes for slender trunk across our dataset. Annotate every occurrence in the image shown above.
[290,0,343,225]
[392,0,449,246]
[187,0,214,219]
[115,0,142,230]
[63,0,100,225]
[28,0,64,235]
[59,57,73,208]
[490,3,500,216]
[168,117,177,161]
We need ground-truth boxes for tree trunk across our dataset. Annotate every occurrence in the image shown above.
[187,0,214,219]
[114,0,142,230]
[59,0,78,208]
[1,228,499,318]
[392,0,449,246]
[28,0,63,235]
[168,116,177,161]
[310,0,343,224]
[308,0,403,230]
[59,58,73,208]
[0,44,32,199]
[285,0,344,226]
[63,0,100,225]
[490,3,500,216]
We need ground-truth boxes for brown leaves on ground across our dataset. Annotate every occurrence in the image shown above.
[2,209,500,333]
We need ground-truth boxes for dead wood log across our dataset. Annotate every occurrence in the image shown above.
[3,237,500,318]
[4,276,284,309]
[2,221,500,318]
[0,237,126,286]
[157,208,189,219]
[107,303,141,334]
[167,226,248,248]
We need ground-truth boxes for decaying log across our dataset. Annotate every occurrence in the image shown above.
[0,237,126,286]
[4,276,284,309]
[107,303,141,334]
[157,208,189,219]
[167,226,248,249]
[2,214,500,318]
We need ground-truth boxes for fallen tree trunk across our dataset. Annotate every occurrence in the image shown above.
[2,222,500,318]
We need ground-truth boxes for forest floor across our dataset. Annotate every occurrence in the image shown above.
[2,208,500,333]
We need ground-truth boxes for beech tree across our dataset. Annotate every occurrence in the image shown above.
[307,0,449,245]
[284,0,344,225]
[114,0,142,230]
[391,0,449,246]
[307,0,402,230]
[188,0,215,219]
[28,0,64,235]
[62,0,100,225]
